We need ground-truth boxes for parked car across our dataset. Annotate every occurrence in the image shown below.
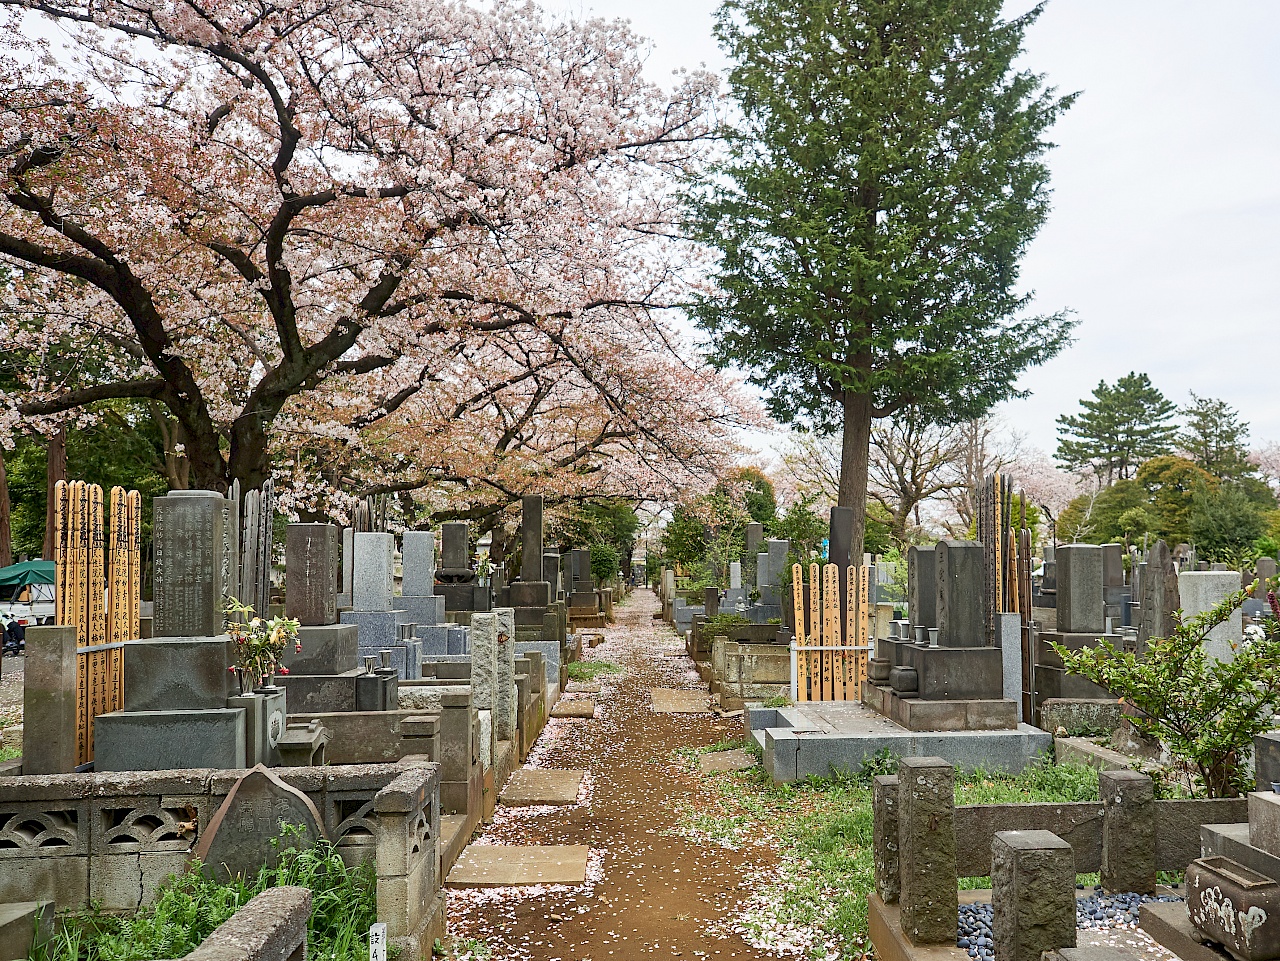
[0,560,57,628]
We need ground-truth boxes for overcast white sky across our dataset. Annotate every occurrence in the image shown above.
[551,0,1280,458]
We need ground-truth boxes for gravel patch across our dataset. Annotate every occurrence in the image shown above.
[957,892,1183,960]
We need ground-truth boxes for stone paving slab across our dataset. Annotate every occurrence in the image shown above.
[564,681,601,694]
[698,749,756,774]
[651,688,711,713]
[551,698,597,718]
[500,769,585,806]
[446,844,591,887]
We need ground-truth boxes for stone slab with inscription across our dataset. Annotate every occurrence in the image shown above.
[195,765,326,882]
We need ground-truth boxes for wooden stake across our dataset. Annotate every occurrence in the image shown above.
[808,562,821,699]
[792,563,808,702]
[823,564,841,701]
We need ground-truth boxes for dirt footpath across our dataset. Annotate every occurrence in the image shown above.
[445,591,781,960]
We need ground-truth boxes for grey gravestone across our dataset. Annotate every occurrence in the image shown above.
[729,562,742,590]
[1101,543,1124,587]
[1178,571,1242,661]
[1138,540,1179,647]
[285,523,339,626]
[1256,557,1278,597]
[521,496,544,582]
[908,546,936,629]
[935,540,983,647]
[756,552,771,588]
[745,523,765,557]
[829,506,854,570]
[401,531,437,598]
[153,490,234,637]
[195,765,325,882]
[543,553,561,596]
[766,540,790,587]
[1057,544,1104,635]
[441,522,470,572]
[352,532,394,612]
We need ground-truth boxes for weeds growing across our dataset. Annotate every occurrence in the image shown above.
[34,838,378,961]
[566,660,623,681]
[672,752,1100,959]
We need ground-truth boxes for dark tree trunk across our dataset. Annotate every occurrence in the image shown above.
[838,390,873,559]
[43,424,67,559]
[0,448,12,568]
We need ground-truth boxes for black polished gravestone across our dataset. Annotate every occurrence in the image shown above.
[194,765,326,882]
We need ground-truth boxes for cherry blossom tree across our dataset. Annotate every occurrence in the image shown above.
[0,0,727,500]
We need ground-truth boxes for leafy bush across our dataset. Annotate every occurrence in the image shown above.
[589,542,620,583]
[1054,586,1280,797]
[37,837,377,961]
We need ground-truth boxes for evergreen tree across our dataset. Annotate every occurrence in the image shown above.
[1180,393,1254,483]
[687,0,1075,556]
[1055,372,1178,483]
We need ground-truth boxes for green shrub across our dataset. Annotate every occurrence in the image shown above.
[35,837,377,961]
[1055,586,1280,797]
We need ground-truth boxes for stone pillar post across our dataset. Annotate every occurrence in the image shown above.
[1100,769,1156,894]
[873,774,900,903]
[992,830,1076,961]
[898,757,957,944]
[438,692,475,815]
[22,625,78,774]
[470,613,498,712]
[704,586,719,619]
[494,608,517,743]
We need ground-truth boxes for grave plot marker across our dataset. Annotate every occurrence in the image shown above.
[823,563,841,700]
[809,562,822,700]
[792,563,810,701]
[53,478,141,764]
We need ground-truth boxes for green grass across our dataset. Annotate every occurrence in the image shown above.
[34,838,378,961]
[762,693,791,708]
[671,753,1100,959]
[0,744,19,763]
[566,660,623,681]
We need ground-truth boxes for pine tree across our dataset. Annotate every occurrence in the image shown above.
[687,0,1076,556]
[1179,393,1253,483]
[1055,372,1178,484]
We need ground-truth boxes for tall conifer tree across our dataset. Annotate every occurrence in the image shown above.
[1056,372,1178,483]
[688,0,1076,554]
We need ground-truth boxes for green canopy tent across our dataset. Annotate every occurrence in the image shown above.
[0,559,55,589]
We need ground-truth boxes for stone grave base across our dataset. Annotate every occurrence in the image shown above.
[564,680,601,694]
[650,689,710,714]
[861,681,1018,732]
[1139,899,1225,961]
[445,845,590,887]
[499,769,584,806]
[868,891,973,961]
[551,699,596,719]
[749,702,1052,784]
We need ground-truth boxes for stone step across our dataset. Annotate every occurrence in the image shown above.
[445,845,590,888]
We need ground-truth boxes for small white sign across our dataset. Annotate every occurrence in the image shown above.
[369,922,387,961]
